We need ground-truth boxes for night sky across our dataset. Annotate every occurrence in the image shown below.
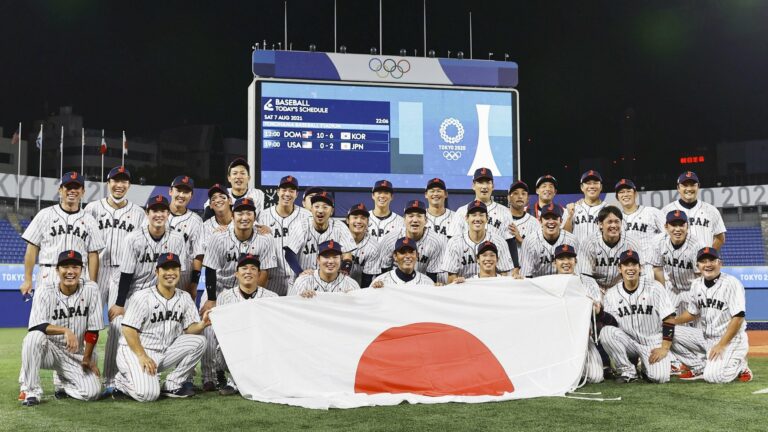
[1,0,767,191]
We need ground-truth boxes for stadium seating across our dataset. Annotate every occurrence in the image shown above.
[0,219,28,264]
[720,226,766,266]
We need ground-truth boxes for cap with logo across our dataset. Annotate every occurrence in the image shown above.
[171,175,194,189]
[310,191,334,207]
[232,197,256,212]
[619,249,640,264]
[347,203,369,217]
[156,252,182,268]
[279,175,299,189]
[394,237,417,252]
[580,170,602,183]
[60,171,84,188]
[614,178,637,192]
[318,240,342,256]
[554,244,577,258]
[57,250,83,266]
[473,167,493,182]
[207,183,228,199]
[476,240,498,256]
[696,246,720,261]
[236,253,261,269]
[403,200,427,214]
[540,203,563,218]
[467,200,488,214]
[372,180,394,193]
[426,177,446,191]
[666,210,688,224]
[107,166,131,181]
[146,194,170,210]
[508,180,529,194]
[677,171,700,185]
[535,174,557,189]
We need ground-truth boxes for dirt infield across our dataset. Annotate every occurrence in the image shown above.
[748,331,768,357]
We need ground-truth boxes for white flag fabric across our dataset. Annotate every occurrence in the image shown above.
[211,275,593,409]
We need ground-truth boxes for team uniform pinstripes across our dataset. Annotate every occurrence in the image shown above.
[440,231,513,278]
[569,201,607,246]
[285,218,357,271]
[168,210,204,291]
[621,206,665,257]
[115,287,205,401]
[578,234,644,290]
[660,200,726,246]
[20,281,103,400]
[511,212,540,243]
[448,202,514,240]
[200,216,230,250]
[519,230,578,278]
[258,205,312,295]
[650,234,706,310]
[201,226,278,296]
[426,209,455,240]
[368,212,405,242]
[287,271,361,296]
[349,233,381,285]
[371,269,435,286]
[378,228,446,274]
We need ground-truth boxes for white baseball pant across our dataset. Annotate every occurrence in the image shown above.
[670,326,749,383]
[599,326,670,383]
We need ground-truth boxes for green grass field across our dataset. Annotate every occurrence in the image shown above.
[1,328,766,432]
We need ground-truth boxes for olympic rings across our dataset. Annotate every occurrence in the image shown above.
[443,151,462,161]
[439,118,465,144]
[369,58,411,79]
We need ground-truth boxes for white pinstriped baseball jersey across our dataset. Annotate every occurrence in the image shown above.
[287,271,361,296]
[84,199,146,266]
[118,227,186,292]
[371,269,435,286]
[286,218,357,270]
[426,208,455,240]
[168,210,204,263]
[200,215,230,251]
[621,205,665,257]
[448,201,514,240]
[686,273,747,340]
[119,287,200,351]
[258,205,311,292]
[377,227,446,274]
[603,278,676,346]
[511,212,540,243]
[368,211,405,242]
[217,286,278,306]
[349,233,381,284]
[202,226,278,293]
[440,231,513,277]
[660,200,726,246]
[520,229,578,278]
[205,187,265,220]
[650,234,706,294]
[578,234,644,289]
[22,205,105,265]
[570,201,607,246]
[27,281,103,353]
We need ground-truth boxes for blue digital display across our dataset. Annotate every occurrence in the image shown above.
[257,80,518,190]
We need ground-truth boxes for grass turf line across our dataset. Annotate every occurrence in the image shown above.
[1,327,766,432]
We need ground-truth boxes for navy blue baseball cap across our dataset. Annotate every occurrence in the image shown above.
[404,200,427,214]
[536,174,557,188]
[232,197,256,212]
[508,180,529,193]
[60,171,84,188]
[171,175,194,189]
[279,175,299,189]
[310,191,334,207]
[426,177,446,191]
[347,203,370,217]
[473,167,493,182]
[614,178,637,192]
[540,203,563,218]
[146,194,170,210]
[476,240,498,256]
[207,183,228,199]
[156,252,182,268]
[697,246,720,261]
[580,170,602,183]
[236,253,260,269]
[467,200,488,214]
[619,249,640,264]
[394,237,417,252]
[228,157,249,172]
[372,179,394,193]
[302,187,325,200]
[666,210,688,224]
[318,240,343,256]
[554,244,577,258]
[107,166,131,181]
[57,250,83,266]
[677,171,700,184]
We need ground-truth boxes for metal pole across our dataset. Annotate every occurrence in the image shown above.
[284,2,288,50]
[80,127,84,175]
[469,12,473,59]
[15,122,21,211]
[423,0,427,57]
[334,0,337,52]
[37,124,42,212]
[59,126,63,178]
[379,0,383,54]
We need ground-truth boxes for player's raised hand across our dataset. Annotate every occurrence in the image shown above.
[139,354,157,375]
[20,279,33,296]
[565,202,575,214]
[64,329,79,353]
[649,346,668,364]
[371,280,384,288]
[108,305,125,322]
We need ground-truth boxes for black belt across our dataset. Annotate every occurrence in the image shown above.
[40,264,54,267]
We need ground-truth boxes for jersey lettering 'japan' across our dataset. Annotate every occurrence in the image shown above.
[661,200,726,246]
[686,273,747,340]
[120,287,200,352]
[202,225,277,293]
[368,212,405,242]
[650,234,706,294]
[570,201,607,246]
[118,227,186,292]
[84,199,146,266]
[258,205,311,289]
[621,206,665,257]
[22,205,105,265]
[578,234,644,289]
[426,209,455,240]
[603,278,675,346]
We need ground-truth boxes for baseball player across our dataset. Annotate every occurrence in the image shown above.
[371,237,435,287]
[507,180,540,245]
[564,170,607,246]
[284,192,356,279]
[453,241,505,282]
[200,183,233,242]
[19,251,103,406]
[102,195,186,390]
[448,168,514,240]
[167,175,204,298]
[257,175,312,295]
[368,180,404,242]
[673,247,752,383]
[113,253,209,401]
[20,172,104,296]
[84,166,146,307]
[424,177,454,240]
[577,206,649,291]
[551,244,604,384]
[301,186,325,211]
[614,178,665,258]
[288,240,361,297]
[519,204,578,278]
[204,157,265,221]
[661,171,726,249]
[529,174,569,227]
[650,210,707,313]
[378,200,446,283]
[441,200,514,283]
[345,203,381,288]
[598,250,677,383]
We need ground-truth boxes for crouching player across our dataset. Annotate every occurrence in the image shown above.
[19,251,103,406]
[113,253,210,401]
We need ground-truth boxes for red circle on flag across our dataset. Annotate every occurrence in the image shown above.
[354,322,514,396]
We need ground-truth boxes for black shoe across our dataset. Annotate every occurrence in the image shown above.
[161,386,195,398]
[111,389,130,400]
[202,381,217,392]
[22,396,40,406]
[216,370,227,389]
[603,368,618,380]
[54,389,68,399]
[218,385,238,396]
[615,375,638,384]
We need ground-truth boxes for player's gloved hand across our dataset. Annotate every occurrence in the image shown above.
[649,346,669,364]
[371,281,384,288]
[82,356,101,376]
[299,289,316,298]
[200,300,216,315]
[708,343,726,360]
[64,329,79,353]
[139,354,157,375]
[108,305,125,322]
[19,280,33,296]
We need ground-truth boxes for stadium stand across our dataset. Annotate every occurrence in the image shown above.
[720,226,767,266]
[0,218,28,263]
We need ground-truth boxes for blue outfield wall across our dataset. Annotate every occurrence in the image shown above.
[1,264,767,328]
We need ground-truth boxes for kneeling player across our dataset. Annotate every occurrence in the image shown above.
[371,237,434,287]
[114,254,210,401]
[288,240,360,297]
[19,251,103,406]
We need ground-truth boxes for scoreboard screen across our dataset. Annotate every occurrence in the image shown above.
[255,79,519,191]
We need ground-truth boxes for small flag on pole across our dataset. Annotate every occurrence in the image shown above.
[100,131,107,155]
[11,131,19,146]
[35,127,43,149]
[122,131,128,155]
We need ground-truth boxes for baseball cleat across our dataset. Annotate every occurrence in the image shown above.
[111,389,130,400]
[161,386,195,398]
[22,396,40,406]
[202,381,217,392]
[54,388,69,399]
[679,370,704,381]
[739,367,753,383]
[670,363,689,376]
[218,385,238,396]
[615,375,638,384]
[216,370,228,389]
